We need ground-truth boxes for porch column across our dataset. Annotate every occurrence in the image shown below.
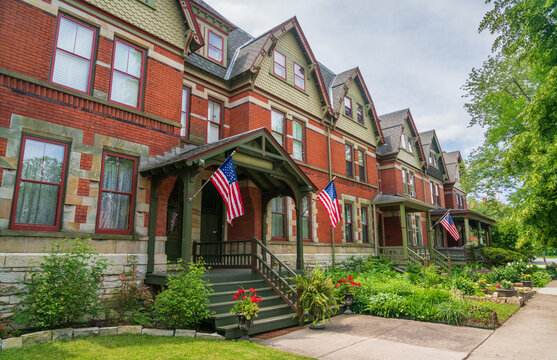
[487,226,492,247]
[400,205,408,260]
[181,169,197,262]
[295,193,308,271]
[147,176,159,273]
[426,211,433,253]
[478,222,483,245]
[464,216,471,245]
[261,196,270,245]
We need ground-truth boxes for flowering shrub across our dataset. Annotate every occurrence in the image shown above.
[520,274,532,281]
[335,275,361,295]
[106,267,153,325]
[497,280,514,290]
[229,288,262,320]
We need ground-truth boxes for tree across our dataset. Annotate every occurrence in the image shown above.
[462,0,557,247]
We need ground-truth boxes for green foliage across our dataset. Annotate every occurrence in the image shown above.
[153,259,212,329]
[294,263,339,327]
[14,238,109,329]
[229,288,262,320]
[481,247,530,266]
[451,276,478,295]
[532,271,552,287]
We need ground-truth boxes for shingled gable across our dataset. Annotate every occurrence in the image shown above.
[378,108,427,166]
[227,17,333,117]
[443,151,463,183]
[330,67,384,143]
[178,0,205,55]
[420,130,448,180]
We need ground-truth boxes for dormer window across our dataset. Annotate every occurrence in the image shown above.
[401,133,407,150]
[294,63,305,90]
[356,104,364,125]
[344,97,352,117]
[273,50,286,80]
[407,136,414,154]
[208,31,223,64]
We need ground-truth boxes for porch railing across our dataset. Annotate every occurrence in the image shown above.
[192,238,300,318]
[407,247,425,265]
[378,246,405,265]
[434,247,467,262]
[430,247,452,274]
[408,245,429,259]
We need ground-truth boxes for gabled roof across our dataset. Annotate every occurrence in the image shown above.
[443,151,463,183]
[378,108,426,166]
[178,0,205,54]
[330,67,384,142]
[420,130,448,180]
[190,0,237,29]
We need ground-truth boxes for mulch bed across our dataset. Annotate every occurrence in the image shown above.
[253,326,304,340]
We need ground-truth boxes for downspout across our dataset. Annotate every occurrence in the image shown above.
[327,126,335,269]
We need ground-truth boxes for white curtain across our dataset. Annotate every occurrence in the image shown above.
[98,156,134,230]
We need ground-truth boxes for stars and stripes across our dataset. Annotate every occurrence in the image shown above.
[210,156,244,224]
[317,179,341,227]
[440,212,460,241]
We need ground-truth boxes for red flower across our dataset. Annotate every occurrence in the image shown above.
[232,295,238,300]
[238,289,245,294]
[357,283,361,287]
[243,297,247,300]
[337,279,342,283]
[250,296,257,302]
[342,278,346,282]
[347,276,352,281]
[335,284,340,288]
[248,288,255,292]
[257,298,262,303]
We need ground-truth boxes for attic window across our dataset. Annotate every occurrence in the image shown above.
[356,103,364,124]
[208,31,223,64]
[294,62,305,91]
[407,137,414,153]
[344,97,352,117]
[401,133,407,150]
[273,50,286,80]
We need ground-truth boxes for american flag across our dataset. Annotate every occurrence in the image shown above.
[210,156,244,224]
[440,212,460,240]
[317,180,341,227]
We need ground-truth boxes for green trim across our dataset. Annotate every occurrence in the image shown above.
[62,0,182,56]
[137,0,156,10]
[0,229,139,241]
[0,68,181,128]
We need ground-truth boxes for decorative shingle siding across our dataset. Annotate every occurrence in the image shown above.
[336,82,378,147]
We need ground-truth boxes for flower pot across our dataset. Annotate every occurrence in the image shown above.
[497,288,517,297]
[309,321,325,330]
[522,280,533,288]
[343,293,354,315]
[237,314,253,341]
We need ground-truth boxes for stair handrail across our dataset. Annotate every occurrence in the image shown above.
[251,238,298,314]
[407,247,425,265]
[430,247,452,274]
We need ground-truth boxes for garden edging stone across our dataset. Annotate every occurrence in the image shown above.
[73,327,99,338]
[99,327,118,336]
[21,330,51,346]
[141,329,174,337]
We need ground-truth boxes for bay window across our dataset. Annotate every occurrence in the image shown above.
[109,39,145,109]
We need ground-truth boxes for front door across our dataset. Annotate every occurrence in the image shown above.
[165,181,182,262]
[200,181,223,243]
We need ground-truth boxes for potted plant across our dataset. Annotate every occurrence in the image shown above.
[294,263,339,330]
[335,276,361,314]
[477,279,489,294]
[230,288,262,341]
[521,274,533,288]
[496,280,517,297]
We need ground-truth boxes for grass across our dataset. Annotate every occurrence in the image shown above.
[1,335,311,360]
[468,301,520,323]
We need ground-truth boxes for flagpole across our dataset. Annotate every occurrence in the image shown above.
[188,150,236,202]
[301,176,336,216]
[430,209,450,230]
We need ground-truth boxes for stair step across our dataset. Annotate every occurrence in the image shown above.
[210,279,267,293]
[218,313,300,339]
[213,304,294,327]
[209,287,276,304]
[209,295,284,313]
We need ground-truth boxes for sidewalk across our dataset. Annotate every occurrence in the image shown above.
[256,281,557,360]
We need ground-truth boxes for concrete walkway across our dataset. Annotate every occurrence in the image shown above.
[256,281,557,359]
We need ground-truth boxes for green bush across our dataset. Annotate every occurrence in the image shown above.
[451,276,478,295]
[14,238,109,329]
[481,247,531,266]
[153,259,212,329]
[532,271,552,287]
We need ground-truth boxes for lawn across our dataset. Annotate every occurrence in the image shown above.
[1,335,311,360]
[468,301,520,323]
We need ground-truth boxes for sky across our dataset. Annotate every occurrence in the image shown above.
[206,0,496,157]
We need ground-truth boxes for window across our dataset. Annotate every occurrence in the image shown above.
[181,88,189,137]
[96,152,137,234]
[400,133,407,150]
[407,136,414,153]
[429,153,433,165]
[207,99,222,143]
[50,15,97,93]
[345,144,353,178]
[294,62,305,91]
[207,31,224,64]
[292,120,304,161]
[273,50,286,80]
[271,197,286,240]
[361,207,369,243]
[415,216,422,245]
[455,167,460,181]
[356,149,366,182]
[344,97,352,117]
[430,182,435,204]
[406,214,413,245]
[408,172,415,197]
[402,168,408,194]
[344,204,353,242]
[11,136,69,231]
[435,184,441,206]
[109,39,145,109]
[301,196,311,242]
[271,110,285,146]
[356,103,364,125]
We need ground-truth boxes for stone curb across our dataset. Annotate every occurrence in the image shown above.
[0,326,224,351]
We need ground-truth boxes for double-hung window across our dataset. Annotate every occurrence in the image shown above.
[408,172,415,197]
[207,99,222,143]
[401,133,407,150]
[271,110,285,146]
[50,15,96,93]
[415,216,422,245]
[356,103,364,125]
[407,137,414,153]
[406,214,413,245]
[294,63,305,91]
[430,182,435,204]
[344,204,353,242]
[344,97,352,117]
[361,207,369,243]
[273,50,286,80]
[302,196,311,242]
[11,136,69,231]
[109,39,145,109]
[207,31,224,64]
[97,152,137,234]
[435,184,440,206]
[345,144,353,178]
[356,149,366,182]
[181,88,189,137]
[292,120,304,161]
[271,197,286,240]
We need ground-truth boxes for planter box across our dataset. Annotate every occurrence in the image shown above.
[522,281,533,288]
[497,289,517,297]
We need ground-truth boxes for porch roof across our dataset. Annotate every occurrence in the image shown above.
[372,194,436,212]
[139,128,316,196]
[430,208,496,225]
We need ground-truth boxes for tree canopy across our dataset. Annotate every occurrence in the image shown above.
[462,0,557,247]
